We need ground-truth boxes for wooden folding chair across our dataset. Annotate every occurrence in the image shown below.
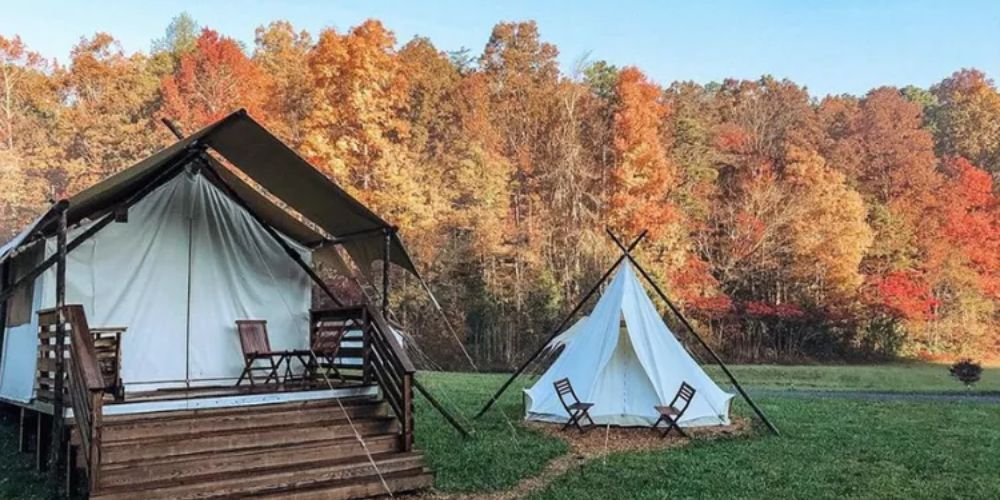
[554,378,595,433]
[653,382,696,438]
[309,320,348,384]
[235,320,284,386]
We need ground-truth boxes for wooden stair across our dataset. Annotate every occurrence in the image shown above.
[79,396,434,499]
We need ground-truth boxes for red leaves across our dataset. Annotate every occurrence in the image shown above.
[160,29,271,129]
[874,272,939,321]
[743,301,806,319]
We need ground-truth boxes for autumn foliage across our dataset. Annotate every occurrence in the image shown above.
[1,16,999,367]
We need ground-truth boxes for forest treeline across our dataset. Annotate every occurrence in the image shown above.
[1,15,997,368]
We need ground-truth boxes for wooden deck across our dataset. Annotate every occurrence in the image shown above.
[15,304,432,499]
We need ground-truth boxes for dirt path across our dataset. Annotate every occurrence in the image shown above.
[747,387,1000,404]
[425,419,750,500]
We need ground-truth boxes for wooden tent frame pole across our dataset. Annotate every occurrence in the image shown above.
[605,229,780,436]
[160,119,344,308]
[194,156,476,438]
[48,202,67,485]
[473,231,648,419]
[382,228,392,317]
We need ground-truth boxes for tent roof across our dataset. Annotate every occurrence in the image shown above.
[14,110,415,274]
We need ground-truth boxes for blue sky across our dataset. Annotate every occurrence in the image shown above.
[5,0,999,97]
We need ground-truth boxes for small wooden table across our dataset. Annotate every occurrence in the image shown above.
[275,349,319,385]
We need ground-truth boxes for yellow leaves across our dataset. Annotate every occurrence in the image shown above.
[784,147,873,296]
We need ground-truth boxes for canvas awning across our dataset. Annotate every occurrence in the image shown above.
[22,110,415,275]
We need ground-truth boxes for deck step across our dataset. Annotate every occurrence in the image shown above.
[79,392,432,499]
[92,453,428,500]
[98,434,403,490]
[101,417,398,464]
[101,395,381,425]
[102,401,388,442]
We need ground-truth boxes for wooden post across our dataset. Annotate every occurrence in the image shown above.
[382,228,392,318]
[49,203,68,484]
[18,407,33,453]
[362,308,372,385]
[474,231,648,419]
[402,373,413,451]
[35,413,49,472]
[605,229,780,436]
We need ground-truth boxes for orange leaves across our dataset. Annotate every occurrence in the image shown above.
[160,29,272,129]
[2,18,1000,361]
[874,272,939,321]
[609,67,674,239]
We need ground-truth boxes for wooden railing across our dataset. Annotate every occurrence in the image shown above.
[311,305,416,451]
[39,305,105,492]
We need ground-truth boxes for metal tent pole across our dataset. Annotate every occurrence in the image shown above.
[473,231,648,419]
[605,229,780,436]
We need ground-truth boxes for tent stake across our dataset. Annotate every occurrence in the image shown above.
[605,229,780,436]
[474,231,648,419]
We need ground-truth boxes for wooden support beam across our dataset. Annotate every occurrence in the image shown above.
[159,120,346,309]
[19,407,33,453]
[474,231,648,419]
[49,202,67,487]
[382,228,392,318]
[605,229,780,436]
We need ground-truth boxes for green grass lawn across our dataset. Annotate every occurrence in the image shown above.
[706,362,1000,393]
[416,365,1000,498]
[1,364,999,499]
[530,396,1000,499]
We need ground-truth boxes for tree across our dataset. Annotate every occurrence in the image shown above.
[160,29,271,130]
[931,69,1000,176]
[0,35,54,153]
[150,13,199,76]
[583,60,618,101]
[302,20,420,230]
[60,33,162,194]
[253,21,313,145]
[609,67,673,238]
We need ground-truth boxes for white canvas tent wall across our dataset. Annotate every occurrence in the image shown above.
[0,170,311,401]
[524,262,733,427]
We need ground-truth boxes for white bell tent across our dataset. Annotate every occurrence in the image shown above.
[524,262,734,427]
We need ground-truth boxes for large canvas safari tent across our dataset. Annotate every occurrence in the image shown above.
[0,110,438,498]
